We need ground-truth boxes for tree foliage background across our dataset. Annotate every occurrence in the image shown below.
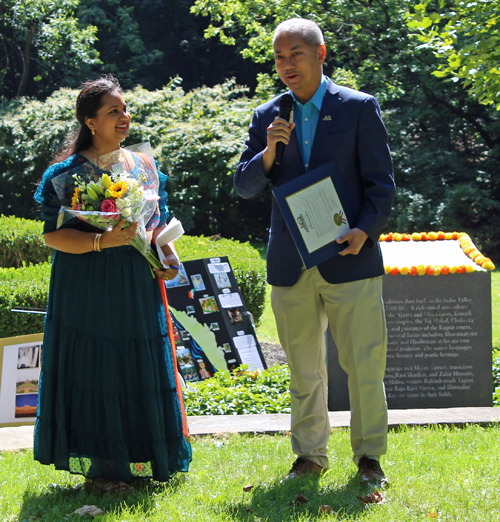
[1,0,499,262]
[407,0,500,110]
[0,0,263,98]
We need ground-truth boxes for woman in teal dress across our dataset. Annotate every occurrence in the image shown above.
[34,76,191,494]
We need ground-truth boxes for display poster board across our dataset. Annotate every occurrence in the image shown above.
[327,271,493,411]
[0,333,43,427]
[165,256,267,384]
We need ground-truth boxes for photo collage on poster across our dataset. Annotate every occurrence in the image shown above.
[15,345,40,418]
[0,339,42,426]
[165,257,266,379]
[170,316,214,383]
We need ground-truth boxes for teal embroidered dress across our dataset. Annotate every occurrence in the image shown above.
[33,153,191,481]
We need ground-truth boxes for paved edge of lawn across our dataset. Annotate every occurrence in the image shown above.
[1,407,498,452]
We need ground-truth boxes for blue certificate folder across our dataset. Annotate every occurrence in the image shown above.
[272,160,350,269]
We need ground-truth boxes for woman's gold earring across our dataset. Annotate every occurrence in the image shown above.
[91,128,95,136]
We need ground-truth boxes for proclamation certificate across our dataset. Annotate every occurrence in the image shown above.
[285,176,350,253]
[273,160,351,269]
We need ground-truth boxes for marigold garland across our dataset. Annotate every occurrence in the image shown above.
[379,231,496,275]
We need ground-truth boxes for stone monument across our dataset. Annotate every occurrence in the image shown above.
[327,233,494,411]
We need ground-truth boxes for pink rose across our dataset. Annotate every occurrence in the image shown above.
[101,199,120,219]
[74,203,82,211]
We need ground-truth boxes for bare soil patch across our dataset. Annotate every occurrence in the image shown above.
[259,341,287,368]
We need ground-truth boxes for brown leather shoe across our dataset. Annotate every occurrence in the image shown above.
[285,457,325,479]
[357,456,387,485]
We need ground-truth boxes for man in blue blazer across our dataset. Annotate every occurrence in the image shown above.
[234,18,395,483]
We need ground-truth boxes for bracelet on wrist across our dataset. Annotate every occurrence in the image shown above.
[93,233,103,252]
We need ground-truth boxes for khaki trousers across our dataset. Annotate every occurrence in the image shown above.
[271,267,388,469]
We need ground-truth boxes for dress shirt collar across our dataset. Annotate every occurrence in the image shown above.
[290,75,328,110]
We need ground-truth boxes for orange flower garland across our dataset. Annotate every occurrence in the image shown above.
[379,231,496,275]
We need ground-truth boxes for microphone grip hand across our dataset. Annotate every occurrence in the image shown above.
[274,93,294,166]
[275,141,286,165]
[262,120,295,175]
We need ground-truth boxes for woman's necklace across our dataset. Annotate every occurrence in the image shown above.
[91,147,124,169]
[91,146,102,168]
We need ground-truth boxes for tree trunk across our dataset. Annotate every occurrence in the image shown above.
[16,25,36,97]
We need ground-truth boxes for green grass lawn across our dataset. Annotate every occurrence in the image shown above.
[1,426,499,521]
[255,284,280,344]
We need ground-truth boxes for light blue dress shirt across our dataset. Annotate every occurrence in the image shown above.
[291,75,328,171]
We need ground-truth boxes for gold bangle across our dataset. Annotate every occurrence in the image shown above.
[93,233,102,252]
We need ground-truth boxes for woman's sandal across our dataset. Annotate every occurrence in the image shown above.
[84,478,136,496]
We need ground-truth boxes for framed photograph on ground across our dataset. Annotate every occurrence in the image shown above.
[0,333,44,427]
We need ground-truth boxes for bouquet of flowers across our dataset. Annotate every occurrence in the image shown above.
[52,142,163,270]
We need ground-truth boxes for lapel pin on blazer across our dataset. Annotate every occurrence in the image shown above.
[323,115,332,121]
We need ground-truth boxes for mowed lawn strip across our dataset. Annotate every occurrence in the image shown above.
[1,425,499,521]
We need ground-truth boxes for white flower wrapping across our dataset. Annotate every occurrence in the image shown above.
[52,142,163,269]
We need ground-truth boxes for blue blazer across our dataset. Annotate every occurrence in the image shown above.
[234,78,396,287]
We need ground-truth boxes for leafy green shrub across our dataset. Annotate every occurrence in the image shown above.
[182,365,290,416]
[126,80,260,241]
[0,90,77,219]
[0,263,51,338]
[0,215,53,268]
[176,235,266,326]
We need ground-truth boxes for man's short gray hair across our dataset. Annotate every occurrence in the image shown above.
[273,18,325,48]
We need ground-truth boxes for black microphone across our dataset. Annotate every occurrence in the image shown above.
[275,94,294,165]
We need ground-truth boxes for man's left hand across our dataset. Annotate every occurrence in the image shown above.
[336,228,368,256]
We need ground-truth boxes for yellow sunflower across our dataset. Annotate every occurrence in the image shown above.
[108,180,128,198]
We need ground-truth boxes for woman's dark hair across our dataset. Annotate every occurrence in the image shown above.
[51,75,122,164]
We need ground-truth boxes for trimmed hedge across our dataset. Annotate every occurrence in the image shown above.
[0,217,266,338]
[0,263,51,337]
[0,215,53,268]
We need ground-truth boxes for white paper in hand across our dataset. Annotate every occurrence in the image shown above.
[156,217,184,247]
[155,218,184,268]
